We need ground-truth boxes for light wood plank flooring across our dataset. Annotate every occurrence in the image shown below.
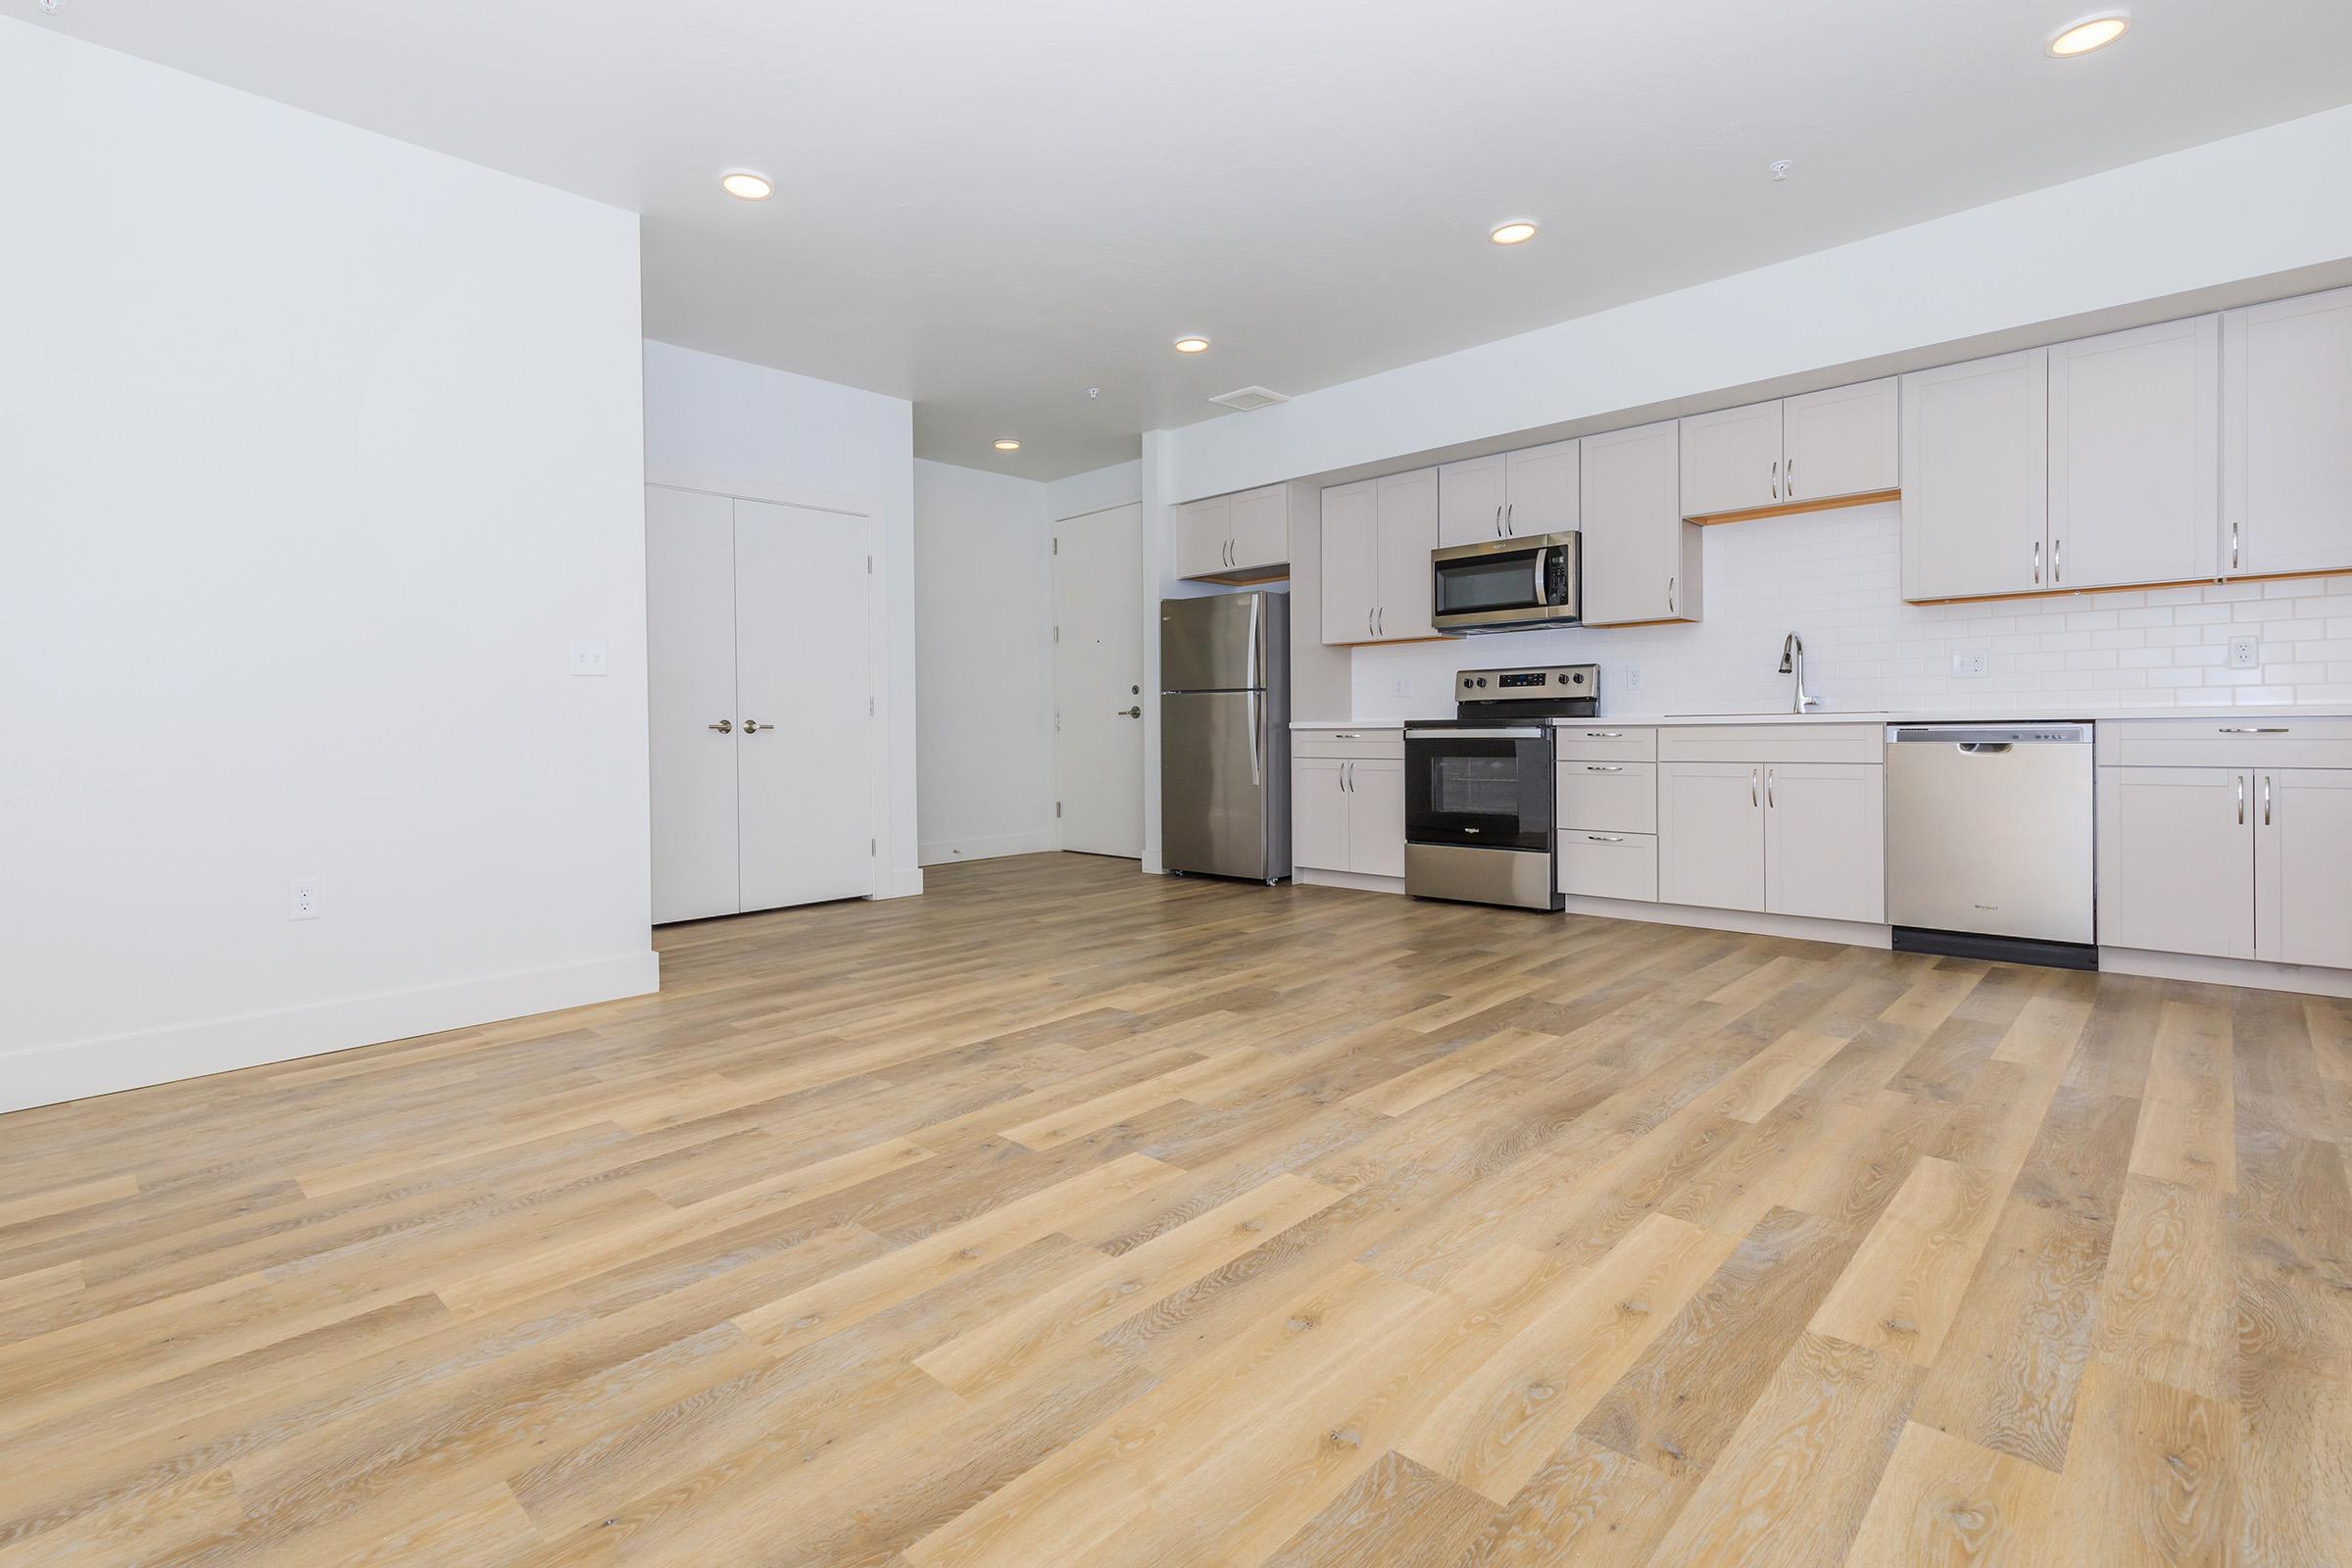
[3,852,2348,1566]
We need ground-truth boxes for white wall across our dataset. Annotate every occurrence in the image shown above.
[0,22,655,1112]
[1165,103,2352,502]
[1047,459,1142,521]
[640,340,922,898]
[1348,508,2352,719]
[913,460,1055,864]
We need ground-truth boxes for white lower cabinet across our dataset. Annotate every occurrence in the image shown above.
[2256,768,2352,968]
[1293,755,1404,879]
[1658,758,1885,923]
[1659,761,1766,912]
[1559,831,1658,903]
[2097,767,2255,959]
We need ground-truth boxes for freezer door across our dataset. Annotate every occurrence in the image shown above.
[1161,690,1274,878]
[1161,592,1269,692]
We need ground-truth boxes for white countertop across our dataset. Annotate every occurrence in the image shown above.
[1296,705,2349,730]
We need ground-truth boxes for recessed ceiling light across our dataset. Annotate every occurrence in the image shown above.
[719,171,774,201]
[2046,12,2130,56]
[993,438,1021,452]
[1173,335,1211,355]
[1489,220,1539,246]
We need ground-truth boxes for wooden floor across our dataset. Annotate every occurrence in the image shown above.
[4,855,2349,1567]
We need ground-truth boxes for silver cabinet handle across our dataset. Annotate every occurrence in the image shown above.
[1771,459,1779,501]
[2053,537,2062,584]
[1585,764,1625,772]
[1786,459,1795,499]
[2033,540,2042,584]
[1586,731,1625,738]
[1344,761,1353,793]
[1333,732,1359,739]
[1668,575,1677,615]
[2264,773,2273,826]
[1505,502,1515,536]
[2237,775,2245,825]
[1376,607,1385,637]
[2219,726,2288,733]
[1750,767,1760,808]
[1494,504,1503,538]
[1366,609,1374,639]
[709,719,733,733]
[1586,834,1627,843]
[2230,521,2240,572]
[743,719,768,734]
[1766,767,1776,808]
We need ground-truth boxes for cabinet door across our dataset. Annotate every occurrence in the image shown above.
[1658,761,1765,911]
[2048,316,2220,590]
[1900,349,2048,601]
[1679,400,1783,517]
[1784,378,1897,503]
[1437,455,1507,548]
[646,485,742,924]
[2224,287,2352,578]
[1174,496,1233,580]
[2256,768,2352,968]
[2095,767,2254,958]
[1228,485,1290,575]
[1504,440,1580,536]
[1292,759,1350,871]
[1348,760,1407,880]
[1374,467,1439,641]
[1582,419,1690,625]
[1763,763,1885,923]
[1320,481,1379,645]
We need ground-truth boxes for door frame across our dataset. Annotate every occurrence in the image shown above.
[1051,499,1147,858]
[646,465,891,909]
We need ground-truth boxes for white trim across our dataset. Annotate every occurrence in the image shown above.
[2099,947,2352,998]
[1297,867,1407,895]
[919,829,1060,866]
[0,952,660,1115]
[1559,895,1894,950]
[646,464,883,520]
[1054,496,1144,524]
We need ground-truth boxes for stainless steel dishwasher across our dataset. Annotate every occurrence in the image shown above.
[1884,722,2096,969]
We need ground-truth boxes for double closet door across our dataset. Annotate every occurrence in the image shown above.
[647,484,878,924]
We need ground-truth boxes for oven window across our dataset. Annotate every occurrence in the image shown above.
[1429,754,1522,816]
[1405,734,1554,850]
[1435,553,1540,615]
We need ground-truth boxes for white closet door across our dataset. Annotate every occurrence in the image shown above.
[646,485,741,924]
[733,499,877,911]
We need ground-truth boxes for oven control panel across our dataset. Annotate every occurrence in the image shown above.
[1457,663,1598,699]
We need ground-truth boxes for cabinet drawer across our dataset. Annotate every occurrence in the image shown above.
[1555,726,1657,762]
[2096,717,2352,770]
[1293,728,1404,761]
[1559,831,1658,903]
[1657,723,1883,764]
[1557,761,1657,833]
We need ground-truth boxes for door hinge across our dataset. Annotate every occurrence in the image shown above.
[1054,625,1061,643]
[869,837,876,856]
[866,555,873,574]
[1053,537,1059,555]
[1056,802,1063,818]
[869,696,876,716]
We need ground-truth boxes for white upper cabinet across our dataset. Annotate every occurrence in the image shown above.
[2048,316,2220,591]
[1900,348,2049,601]
[2224,286,2352,579]
[1173,496,1232,581]
[1679,378,1896,519]
[1783,379,1899,504]
[1582,419,1698,625]
[1504,440,1581,536]
[1320,469,1436,644]
[1679,400,1784,517]
[1437,455,1508,548]
[1176,485,1289,581]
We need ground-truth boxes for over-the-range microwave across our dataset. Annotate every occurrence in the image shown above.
[1430,531,1581,634]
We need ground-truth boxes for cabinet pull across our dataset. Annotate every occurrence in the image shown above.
[1668,576,1677,615]
[1585,731,1626,738]
[1505,502,1515,536]
[1494,504,1503,538]
[1786,459,1795,499]
[1334,732,1358,740]
[1375,607,1384,637]
[1366,609,1374,639]
[2053,537,2062,584]
[1770,459,1779,501]
[1766,766,1776,808]
[2219,726,2288,734]
[1750,767,1760,808]
[2263,773,2273,826]
[2033,540,2041,584]
[2230,520,2240,572]
[1586,834,1627,843]
[1585,764,1625,772]
[2237,775,2245,825]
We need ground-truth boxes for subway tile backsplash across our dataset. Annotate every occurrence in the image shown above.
[1349,503,2352,719]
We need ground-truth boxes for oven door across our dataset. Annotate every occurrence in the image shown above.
[1430,533,1579,633]
[1404,728,1554,851]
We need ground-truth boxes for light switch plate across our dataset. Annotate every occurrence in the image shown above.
[569,640,609,677]
[2228,636,2260,670]
[1952,649,1988,677]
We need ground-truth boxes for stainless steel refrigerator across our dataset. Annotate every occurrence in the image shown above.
[1160,591,1291,882]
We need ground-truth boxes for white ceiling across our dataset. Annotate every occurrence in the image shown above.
[25,1,2352,479]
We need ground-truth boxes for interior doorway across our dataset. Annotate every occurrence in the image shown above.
[1053,502,1146,858]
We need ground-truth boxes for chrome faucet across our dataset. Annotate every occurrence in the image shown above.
[1779,632,1819,713]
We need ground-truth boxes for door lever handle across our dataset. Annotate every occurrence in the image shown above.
[1116,706,1142,717]
[709,719,733,733]
[742,719,768,734]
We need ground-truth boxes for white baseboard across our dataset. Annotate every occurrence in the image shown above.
[0,951,661,1115]
[1298,866,1407,895]
[2099,947,2352,998]
[1560,895,1894,951]
[919,829,1059,867]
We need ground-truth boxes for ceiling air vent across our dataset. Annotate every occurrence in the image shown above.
[1207,385,1290,414]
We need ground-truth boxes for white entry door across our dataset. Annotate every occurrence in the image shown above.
[647,486,879,923]
[734,498,878,908]
[647,485,740,923]
[1054,503,1145,858]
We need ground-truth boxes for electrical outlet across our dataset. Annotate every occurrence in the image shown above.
[1952,649,1988,677]
[569,640,609,677]
[1621,663,1642,694]
[288,877,320,921]
[2228,636,2260,670]
[1392,676,1412,698]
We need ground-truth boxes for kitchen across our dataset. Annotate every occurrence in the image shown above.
[1161,288,2352,997]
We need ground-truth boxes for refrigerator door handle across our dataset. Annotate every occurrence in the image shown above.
[1247,593,1261,687]
[1246,691,1262,786]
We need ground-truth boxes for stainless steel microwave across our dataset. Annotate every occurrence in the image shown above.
[1430,531,1581,634]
